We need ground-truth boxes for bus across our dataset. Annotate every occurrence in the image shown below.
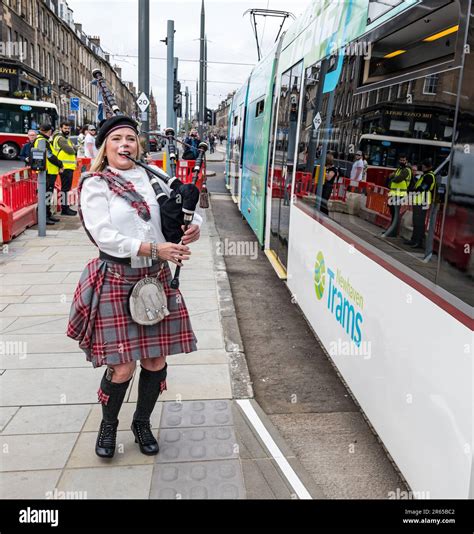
[226,0,473,498]
[358,133,452,185]
[0,97,59,159]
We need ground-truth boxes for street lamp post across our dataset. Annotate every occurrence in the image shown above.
[138,0,150,151]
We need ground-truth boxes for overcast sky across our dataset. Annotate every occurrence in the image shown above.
[68,0,310,126]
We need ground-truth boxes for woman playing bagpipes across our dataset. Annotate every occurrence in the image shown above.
[67,115,201,458]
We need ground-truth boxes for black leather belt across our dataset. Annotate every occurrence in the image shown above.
[99,251,164,266]
[99,251,132,265]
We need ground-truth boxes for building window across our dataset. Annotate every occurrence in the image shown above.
[423,74,439,95]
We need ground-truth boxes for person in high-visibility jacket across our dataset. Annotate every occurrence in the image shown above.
[33,124,64,225]
[52,121,77,216]
[382,154,412,237]
[404,158,436,249]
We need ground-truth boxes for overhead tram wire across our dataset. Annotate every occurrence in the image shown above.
[112,54,256,67]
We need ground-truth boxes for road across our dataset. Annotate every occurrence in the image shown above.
[0,159,26,174]
[207,159,406,499]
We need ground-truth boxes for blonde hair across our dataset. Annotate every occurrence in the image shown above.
[90,131,143,172]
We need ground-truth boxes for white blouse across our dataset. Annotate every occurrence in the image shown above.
[80,165,203,267]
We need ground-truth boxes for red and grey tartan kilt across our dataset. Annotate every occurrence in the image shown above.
[67,258,197,368]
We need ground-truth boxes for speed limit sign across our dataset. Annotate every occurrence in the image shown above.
[136,92,150,112]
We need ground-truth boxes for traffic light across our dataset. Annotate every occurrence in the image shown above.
[173,80,181,111]
[205,107,212,124]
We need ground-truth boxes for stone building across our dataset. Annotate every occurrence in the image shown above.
[0,0,137,127]
[215,92,234,137]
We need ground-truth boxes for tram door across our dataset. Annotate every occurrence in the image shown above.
[269,61,303,271]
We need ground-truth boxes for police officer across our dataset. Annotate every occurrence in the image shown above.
[52,121,77,216]
[34,124,63,225]
[404,158,436,248]
[382,154,412,237]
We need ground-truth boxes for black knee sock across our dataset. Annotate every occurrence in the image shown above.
[133,363,168,422]
[98,370,131,424]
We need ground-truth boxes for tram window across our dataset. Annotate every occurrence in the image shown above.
[364,2,460,86]
[255,99,265,118]
[367,0,404,24]
[292,32,472,305]
[233,116,238,126]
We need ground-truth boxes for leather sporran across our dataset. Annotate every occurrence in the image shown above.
[129,276,170,326]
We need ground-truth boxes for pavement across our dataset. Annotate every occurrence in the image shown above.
[0,189,322,500]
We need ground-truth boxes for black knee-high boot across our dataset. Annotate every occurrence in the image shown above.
[95,369,131,458]
[131,363,167,455]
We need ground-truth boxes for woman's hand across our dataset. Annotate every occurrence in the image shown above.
[157,242,191,266]
[181,224,200,245]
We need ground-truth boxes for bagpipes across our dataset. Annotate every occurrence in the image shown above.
[91,69,209,289]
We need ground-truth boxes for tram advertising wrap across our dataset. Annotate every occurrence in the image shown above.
[226,0,474,499]
[287,207,472,499]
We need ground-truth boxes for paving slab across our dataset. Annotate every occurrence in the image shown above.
[0,302,72,317]
[161,400,233,429]
[0,285,30,296]
[0,353,86,369]
[22,284,78,296]
[56,465,153,499]
[47,263,88,272]
[0,470,62,499]
[1,405,92,435]
[0,264,51,273]
[1,316,68,334]
[0,296,28,304]
[0,317,17,331]
[168,349,228,365]
[0,407,19,432]
[66,430,156,469]
[0,433,78,471]
[129,364,232,402]
[24,294,74,304]
[156,425,239,464]
[0,334,79,353]
[0,368,102,406]
[150,459,245,499]
[83,402,163,432]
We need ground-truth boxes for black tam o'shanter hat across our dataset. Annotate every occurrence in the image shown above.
[95,116,139,149]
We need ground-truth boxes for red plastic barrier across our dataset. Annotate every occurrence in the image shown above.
[0,167,38,243]
[365,183,391,218]
[150,159,164,169]
[72,158,92,190]
[175,159,206,189]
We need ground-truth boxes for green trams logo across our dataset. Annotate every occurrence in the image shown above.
[314,250,364,346]
[314,251,326,300]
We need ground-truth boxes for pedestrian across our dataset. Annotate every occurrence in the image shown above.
[139,134,154,164]
[52,121,77,216]
[382,154,412,238]
[350,150,364,181]
[33,124,63,225]
[362,152,368,181]
[84,124,98,159]
[183,128,200,159]
[77,126,87,158]
[19,130,37,166]
[321,152,339,216]
[67,115,202,459]
[209,133,215,154]
[404,158,436,249]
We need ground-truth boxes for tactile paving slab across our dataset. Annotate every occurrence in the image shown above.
[161,400,233,428]
[150,459,245,499]
[156,426,239,463]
